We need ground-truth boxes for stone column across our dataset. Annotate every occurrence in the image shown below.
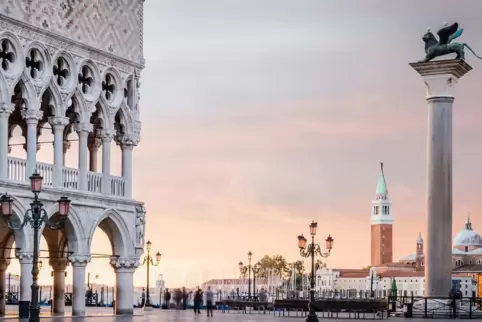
[410,59,472,297]
[21,110,43,178]
[88,134,101,172]
[50,259,68,315]
[101,130,114,194]
[121,142,134,198]
[49,117,69,188]
[69,255,90,316]
[76,123,93,191]
[0,103,13,179]
[0,259,10,316]
[63,140,71,166]
[111,257,138,315]
[17,251,33,319]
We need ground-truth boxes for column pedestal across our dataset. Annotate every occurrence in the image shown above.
[410,59,472,297]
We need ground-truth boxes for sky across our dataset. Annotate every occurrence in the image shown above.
[8,0,482,288]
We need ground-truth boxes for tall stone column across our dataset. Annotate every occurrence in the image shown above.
[50,259,68,315]
[111,257,138,315]
[88,134,101,172]
[0,259,10,316]
[0,103,13,179]
[17,251,33,319]
[21,110,43,178]
[121,141,134,198]
[101,130,114,194]
[76,123,93,191]
[69,254,90,316]
[49,117,69,188]
[410,59,472,297]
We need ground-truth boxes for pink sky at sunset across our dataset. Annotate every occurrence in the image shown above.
[7,0,482,288]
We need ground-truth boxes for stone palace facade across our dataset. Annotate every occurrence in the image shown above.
[0,0,146,317]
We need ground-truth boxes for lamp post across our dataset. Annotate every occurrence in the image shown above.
[238,251,253,300]
[0,171,71,322]
[252,263,260,301]
[140,240,161,310]
[297,221,334,322]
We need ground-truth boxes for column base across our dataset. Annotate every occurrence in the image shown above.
[19,301,29,318]
[115,308,134,315]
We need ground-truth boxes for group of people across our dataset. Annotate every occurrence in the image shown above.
[193,286,214,317]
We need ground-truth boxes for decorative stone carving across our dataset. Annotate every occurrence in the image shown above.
[99,129,116,142]
[68,254,91,266]
[49,258,68,271]
[110,256,139,270]
[48,116,70,129]
[0,103,14,116]
[135,205,146,247]
[15,250,33,263]
[88,135,102,152]
[21,109,43,122]
[74,122,93,134]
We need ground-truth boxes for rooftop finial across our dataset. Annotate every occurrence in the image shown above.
[465,214,472,230]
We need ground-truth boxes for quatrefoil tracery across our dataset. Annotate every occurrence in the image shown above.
[78,65,94,95]
[53,57,69,87]
[26,49,43,79]
[0,39,15,71]
[102,73,115,101]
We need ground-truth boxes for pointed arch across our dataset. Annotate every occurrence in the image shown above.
[87,208,135,258]
[70,90,89,123]
[44,82,64,117]
[92,98,110,130]
[12,75,38,111]
[114,103,134,136]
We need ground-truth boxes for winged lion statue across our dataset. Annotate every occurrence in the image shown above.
[420,22,482,62]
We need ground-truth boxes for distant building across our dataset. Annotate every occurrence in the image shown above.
[202,277,282,298]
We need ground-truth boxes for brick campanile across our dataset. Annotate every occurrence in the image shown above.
[371,162,393,266]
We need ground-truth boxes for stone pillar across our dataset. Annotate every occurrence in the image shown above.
[21,110,43,178]
[69,255,90,316]
[0,259,10,316]
[50,259,68,315]
[17,251,33,319]
[410,59,472,297]
[76,123,93,191]
[121,143,134,198]
[63,140,71,166]
[101,130,114,194]
[111,258,138,315]
[0,103,13,179]
[49,117,69,188]
[88,134,101,172]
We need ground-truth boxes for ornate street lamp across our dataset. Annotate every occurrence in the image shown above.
[252,263,260,300]
[297,221,333,322]
[140,240,161,310]
[1,170,71,322]
[239,251,253,300]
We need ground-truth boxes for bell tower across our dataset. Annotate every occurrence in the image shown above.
[370,162,393,266]
[416,233,424,270]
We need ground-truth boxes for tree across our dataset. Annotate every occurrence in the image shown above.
[315,259,326,271]
[272,255,289,278]
[257,255,275,278]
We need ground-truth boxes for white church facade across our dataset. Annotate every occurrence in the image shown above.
[0,0,146,317]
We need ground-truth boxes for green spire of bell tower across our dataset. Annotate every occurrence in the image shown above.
[376,162,388,198]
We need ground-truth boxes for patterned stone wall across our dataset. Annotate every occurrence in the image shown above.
[0,0,143,63]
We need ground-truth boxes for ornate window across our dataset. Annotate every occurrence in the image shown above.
[0,39,15,71]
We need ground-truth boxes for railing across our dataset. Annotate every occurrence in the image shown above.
[6,157,126,197]
[7,157,27,182]
[111,177,125,197]
[62,167,79,190]
[389,296,482,318]
[87,171,102,193]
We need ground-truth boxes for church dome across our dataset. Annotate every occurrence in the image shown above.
[453,217,482,247]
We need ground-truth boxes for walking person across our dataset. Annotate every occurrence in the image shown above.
[193,287,203,314]
[205,286,214,317]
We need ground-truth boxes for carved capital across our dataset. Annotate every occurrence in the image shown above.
[68,254,91,266]
[49,258,68,271]
[110,256,139,270]
[16,250,33,263]
[100,129,116,142]
[88,135,102,152]
[48,116,70,130]
[116,134,138,149]
[0,103,14,116]
[21,109,43,123]
[63,140,72,153]
[74,122,93,134]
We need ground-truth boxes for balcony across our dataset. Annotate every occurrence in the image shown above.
[6,156,126,197]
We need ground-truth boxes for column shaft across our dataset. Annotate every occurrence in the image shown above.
[52,270,66,314]
[78,128,90,191]
[72,264,86,316]
[425,97,454,297]
[26,119,38,178]
[115,268,134,315]
[121,145,133,198]
[0,260,9,316]
[102,136,112,193]
[50,117,69,188]
[19,260,32,318]
[0,104,12,179]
